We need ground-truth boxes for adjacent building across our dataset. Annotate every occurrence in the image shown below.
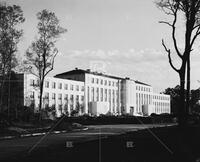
[8,68,171,116]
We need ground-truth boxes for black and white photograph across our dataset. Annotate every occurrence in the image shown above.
[0,0,200,162]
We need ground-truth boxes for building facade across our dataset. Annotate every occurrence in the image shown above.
[11,68,171,116]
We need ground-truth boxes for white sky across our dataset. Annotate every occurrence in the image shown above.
[5,0,200,92]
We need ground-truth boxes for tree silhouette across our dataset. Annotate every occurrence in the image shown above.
[0,3,25,114]
[156,0,200,126]
[25,9,66,120]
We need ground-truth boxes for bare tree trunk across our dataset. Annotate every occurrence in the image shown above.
[186,57,190,116]
[39,78,44,121]
[179,70,186,127]
[0,69,6,113]
[7,70,11,120]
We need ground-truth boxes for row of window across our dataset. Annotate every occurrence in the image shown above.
[89,87,118,103]
[136,93,152,105]
[30,91,84,102]
[153,95,170,101]
[155,107,169,113]
[91,78,118,87]
[30,79,84,91]
[136,86,151,92]
[153,102,170,107]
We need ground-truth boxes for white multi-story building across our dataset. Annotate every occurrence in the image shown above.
[23,73,84,116]
[10,68,170,116]
[54,68,122,116]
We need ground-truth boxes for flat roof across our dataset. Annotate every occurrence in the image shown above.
[55,68,151,86]
[135,80,151,86]
[55,69,124,80]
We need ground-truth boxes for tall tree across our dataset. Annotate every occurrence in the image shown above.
[156,0,200,126]
[0,3,25,114]
[25,9,66,118]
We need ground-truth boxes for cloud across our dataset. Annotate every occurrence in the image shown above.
[54,48,200,92]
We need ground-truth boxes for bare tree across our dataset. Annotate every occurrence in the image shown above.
[0,3,25,114]
[25,9,67,119]
[156,0,200,126]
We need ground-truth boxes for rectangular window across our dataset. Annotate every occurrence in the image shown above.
[45,92,49,99]
[96,88,99,101]
[30,79,34,86]
[101,79,103,85]
[64,84,68,90]
[52,82,56,89]
[104,80,107,86]
[45,81,49,88]
[109,81,111,86]
[105,89,107,102]
[58,83,62,89]
[76,95,79,102]
[52,93,56,100]
[81,96,84,102]
[96,78,99,84]
[58,93,62,100]
[101,88,103,101]
[30,91,34,99]
[70,84,74,91]
[92,87,94,101]
[81,86,84,91]
[91,78,94,83]
[64,94,68,101]
[76,85,79,91]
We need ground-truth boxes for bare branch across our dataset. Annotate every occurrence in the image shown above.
[162,39,180,73]
[171,6,183,59]
[190,26,200,47]
[159,21,173,27]
[44,49,58,77]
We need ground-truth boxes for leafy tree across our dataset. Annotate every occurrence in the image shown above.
[0,3,25,113]
[25,9,67,119]
[163,85,182,114]
[190,89,200,113]
[156,0,200,126]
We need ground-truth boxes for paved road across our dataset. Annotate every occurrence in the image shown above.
[0,124,172,161]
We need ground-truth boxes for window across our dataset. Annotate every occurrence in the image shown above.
[112,82,114,86]
[58,93,62,100]
[52,93,56,100]
[96,78,99,84]
[104,80,107,85]
[70,95,74,102]
[76,85,79,91]
[45,92,49,99]
[70,84,74,91]
[64,94,68,101]
[101,88,103,101]
[109,89,111,102]
[81,86,84,91]
[109,81,111,86]
[52,82,56,89]
[96,88,99,101]
[76,95,79,102]
[45,81,49,88]
[30,79,34,86]
[105,89,107,101]
[92,78,94,83]
[101,79,103,85]
[58,83,62,89]
[30,91,34,99]
[64,84,68,90]
[92,87,94,101]
[81,96,84,102]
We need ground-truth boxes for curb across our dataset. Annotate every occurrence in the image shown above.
[0,127,89,140]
